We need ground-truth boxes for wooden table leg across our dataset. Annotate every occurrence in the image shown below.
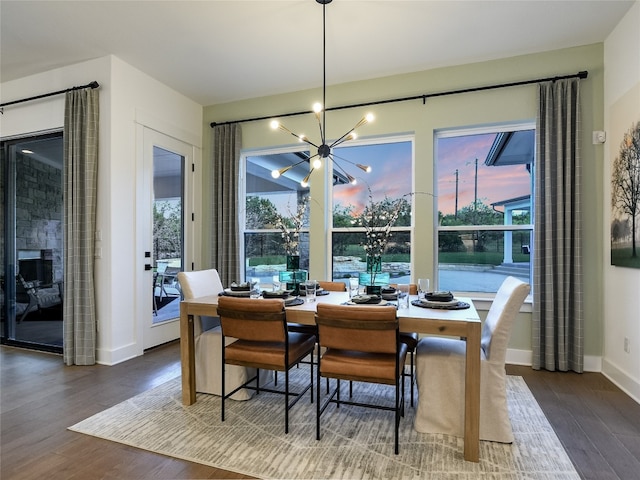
[464,321,481,462]
[180,301,196,405]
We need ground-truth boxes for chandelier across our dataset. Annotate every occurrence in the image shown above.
[270,0,373,187]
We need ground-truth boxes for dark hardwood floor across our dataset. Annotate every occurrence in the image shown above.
[1,342,638,479]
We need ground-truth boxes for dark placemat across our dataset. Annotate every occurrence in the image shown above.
[411,299,470,310]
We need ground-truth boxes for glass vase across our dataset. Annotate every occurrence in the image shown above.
[286,254,300,271]
[365,255,382,274]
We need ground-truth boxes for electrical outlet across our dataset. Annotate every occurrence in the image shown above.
[624,337,630,353]
[592,130,606,144]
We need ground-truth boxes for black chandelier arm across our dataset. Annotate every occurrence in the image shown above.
[329,128,356,149]
[331,151,371,174]
[275,122,321,149]
[315,111,326,146]
[331,151,359,168]
[330,155,356,184]
[272,157,309,178]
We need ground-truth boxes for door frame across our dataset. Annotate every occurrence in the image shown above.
[135,123,199,351]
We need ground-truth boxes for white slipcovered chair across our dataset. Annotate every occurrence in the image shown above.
[414,276,530,442]
[177,269,269,400]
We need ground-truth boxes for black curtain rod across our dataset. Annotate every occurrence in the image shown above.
[210,71,587,128]
[0,80,100,109]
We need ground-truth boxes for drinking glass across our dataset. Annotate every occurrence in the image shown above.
[305,280,317,303]
[417,278,430,301]
[250,277,261,298]
[397,284,410,309]
[348,278,359,299]
[272,275,281,292]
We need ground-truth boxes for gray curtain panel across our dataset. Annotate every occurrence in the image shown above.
[533,78,584,373]
[212,124,242,286]
[63,87,99,366]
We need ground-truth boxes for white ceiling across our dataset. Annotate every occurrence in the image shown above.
[1,0,635,106]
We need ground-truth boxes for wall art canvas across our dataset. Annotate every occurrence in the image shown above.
[610,82,640,268]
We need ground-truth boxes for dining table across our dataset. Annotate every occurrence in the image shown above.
[179,290,482,462]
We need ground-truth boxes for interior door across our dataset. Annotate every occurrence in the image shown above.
[139,127,192,350]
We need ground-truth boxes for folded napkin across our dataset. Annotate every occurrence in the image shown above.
[425,290,454,302]
[350,294,382,304]
[262,290,293,299]
[228,281,251,292]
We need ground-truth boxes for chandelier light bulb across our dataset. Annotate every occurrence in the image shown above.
[272,165,293,179]
[270,120,280,130]
[347,174,357,185]
[312,157,322,169]
[301,170,313,188]
[313,102,323,113]
[365,113,374,123]
[356,163,372,173]
[299,134,307,142]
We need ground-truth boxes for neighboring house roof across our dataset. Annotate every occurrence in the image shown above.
[485,130,535,167]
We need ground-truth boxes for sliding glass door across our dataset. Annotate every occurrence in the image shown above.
[1,132,64,353]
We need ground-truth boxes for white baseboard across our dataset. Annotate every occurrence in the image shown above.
[97,341,141,366]
[505,348,532,366]
[506,349,603,373]
[602,358,640,405]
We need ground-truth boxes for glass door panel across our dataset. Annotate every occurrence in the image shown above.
[1,132,64,353]
[152,146,184,324]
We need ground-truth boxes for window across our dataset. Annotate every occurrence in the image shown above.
[331,138,414,285]
[243,149,310,283]
[436,126,534,293]
[241,137,414,289]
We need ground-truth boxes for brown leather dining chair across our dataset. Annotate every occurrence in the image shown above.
[315,303,408,454]
[217,296,316,434]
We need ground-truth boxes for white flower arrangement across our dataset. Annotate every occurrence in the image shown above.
[275,197,308,256]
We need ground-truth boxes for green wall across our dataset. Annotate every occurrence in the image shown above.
[203,44,604,359]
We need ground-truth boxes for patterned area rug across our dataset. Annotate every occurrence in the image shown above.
[69,373,579,479]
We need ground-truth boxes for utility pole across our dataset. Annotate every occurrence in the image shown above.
[474,158,478,213]
[454,169,459,218]
[474,158,479,252]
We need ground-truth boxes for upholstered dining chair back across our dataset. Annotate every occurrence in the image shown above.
[390,283,418,295]
[176,269,268,400]
[317,303,398,356]
[317,281,347,292]
[414,275,530,443]
[217,296,287,346]
[177,269,222,337]
[480,275,531,364]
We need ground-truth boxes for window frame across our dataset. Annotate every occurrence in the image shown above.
[328,134,415,283]
[240,145,311,282]
[434,122,535,296]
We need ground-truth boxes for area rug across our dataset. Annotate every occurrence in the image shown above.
[69,372,579,479]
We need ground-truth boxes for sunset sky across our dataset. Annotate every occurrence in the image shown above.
[332,134,532,217]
